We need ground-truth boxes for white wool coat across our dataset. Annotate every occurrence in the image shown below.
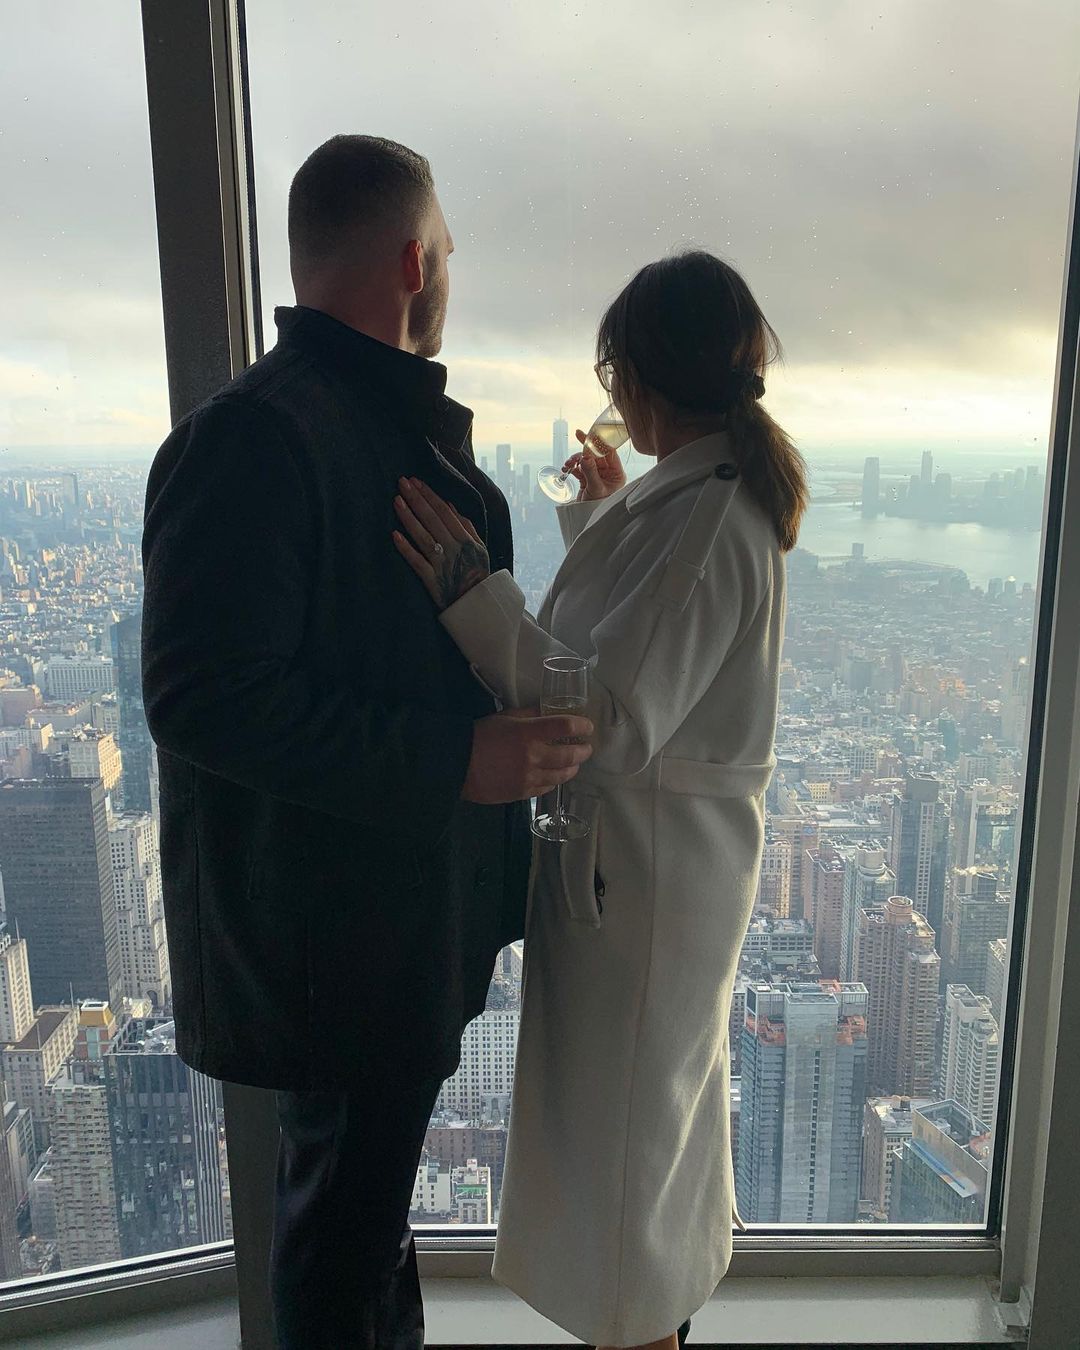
[439,431,787,1346]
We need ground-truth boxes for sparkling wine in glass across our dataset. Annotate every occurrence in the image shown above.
[532,655,591,842]
[537,402,629,504]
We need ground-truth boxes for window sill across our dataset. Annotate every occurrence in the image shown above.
[6,1273,1026,1347]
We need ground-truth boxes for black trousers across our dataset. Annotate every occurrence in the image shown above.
[270,1077,444,1350]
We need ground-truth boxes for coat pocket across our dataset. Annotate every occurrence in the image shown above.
[557,790,604,928]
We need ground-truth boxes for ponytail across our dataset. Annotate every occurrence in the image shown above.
[727,399,808,553]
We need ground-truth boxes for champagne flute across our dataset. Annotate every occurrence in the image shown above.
[537,402,629,504]
[532,655,591,842]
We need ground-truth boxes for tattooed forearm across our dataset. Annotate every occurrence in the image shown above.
[435,539,490,608]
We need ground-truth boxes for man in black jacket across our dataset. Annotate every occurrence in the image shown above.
[142,135,592,1349]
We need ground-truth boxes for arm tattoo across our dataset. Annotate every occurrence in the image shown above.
[436,539,490,609]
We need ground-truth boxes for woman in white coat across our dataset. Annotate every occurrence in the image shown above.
[393,251,808,1350]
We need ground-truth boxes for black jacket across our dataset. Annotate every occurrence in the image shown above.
[142,306,531,1090]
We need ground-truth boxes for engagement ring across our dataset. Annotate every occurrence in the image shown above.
[432,542,444,555]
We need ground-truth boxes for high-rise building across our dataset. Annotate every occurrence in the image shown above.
[985,938,1008,1022]
[861,1095,933,1223]
[2,1006,80,1152]
[956,786,1018,867]
[861,456,881,518]
[0,926,35,1045]
[63,730,122,799]
[888,775,948,937]
[920,449,934,487]
[736,980,868,1224]
[112,614,155,814]
[436,1009,519,1119]
[411,1152,452,1217]
[553,417,569,465]
[893,1100,991,1224]
[941,985,1000,1124]
[772,815,819,922]
[0,779,124,1009]
[48,1074,121,1271]
[755,833,792,917]
[854,895,940,1098]
[941,868,1010,994]
[839,842,895,981]
[67,1017,226,1259]
[0,1102,21,1280]
[424,1124,508,1203]
[45,654,115,701]
[495,444,512,494]
[802,842,846,978]
[109,813,171,1009]
[452,1159,493,1224]
[740,917,816,970]
[953,780,997,869]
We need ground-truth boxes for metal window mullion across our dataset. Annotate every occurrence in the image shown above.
[141,3,277,1348]
[996,92,1080,1319]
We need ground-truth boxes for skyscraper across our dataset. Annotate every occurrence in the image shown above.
[888,775,948,937]
[495,444,512,495]
[48,1073,121,1270]
[553,416,569,464]
[436,1008,519,1119]
[44,654,115,701]
[0,779,123,1009]
[893,1100,990,1224]
[941,867,1010,994]
[920,449,934,487]
[112,613,155,814]
[802,842,846,978]
[941,985,1000,1125]
[63,729,122,801]
[861,456,881,518]
[109,813,171,1009]
[736,980,868,1224]
[2,1005,80,1152]
[0,926,34,1045]
[985,938,1008,1022]
[838,842,895,981]
[755,833,792,917]
[773,815,819,921]
[67,1017,226,1259]
[953,780,998,870]
[861,1095,932,1223]
[854,895,940,1098]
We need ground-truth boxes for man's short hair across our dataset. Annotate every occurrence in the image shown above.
[288,135,435,273]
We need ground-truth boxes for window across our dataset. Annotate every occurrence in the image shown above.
[0,2,232,1284]
[245,0,1079,1232]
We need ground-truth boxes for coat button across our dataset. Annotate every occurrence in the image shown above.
[715,462,738,480]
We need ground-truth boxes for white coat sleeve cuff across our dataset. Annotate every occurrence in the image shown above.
[556,497,604,548]
[439,570,527,700]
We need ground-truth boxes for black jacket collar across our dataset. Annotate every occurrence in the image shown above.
[274,305,473,447]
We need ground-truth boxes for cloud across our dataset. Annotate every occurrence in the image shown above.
[2,0,1078,453]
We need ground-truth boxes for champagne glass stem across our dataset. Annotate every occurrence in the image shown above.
[552,781,566,833]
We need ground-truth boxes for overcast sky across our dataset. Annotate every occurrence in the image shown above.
[3,1,1079,462]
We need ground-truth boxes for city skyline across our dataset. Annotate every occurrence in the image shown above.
[5,3,1080,458]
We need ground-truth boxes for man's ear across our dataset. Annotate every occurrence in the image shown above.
[402,238,424,296]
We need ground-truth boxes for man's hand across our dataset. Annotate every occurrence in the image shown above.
[462,709,594,804]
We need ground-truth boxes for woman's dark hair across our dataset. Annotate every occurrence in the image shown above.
[597,250,808,551]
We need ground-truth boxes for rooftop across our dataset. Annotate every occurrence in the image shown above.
[5,1006,74,1053]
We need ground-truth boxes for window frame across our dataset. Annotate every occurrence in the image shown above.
[0,1,1077,1344]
